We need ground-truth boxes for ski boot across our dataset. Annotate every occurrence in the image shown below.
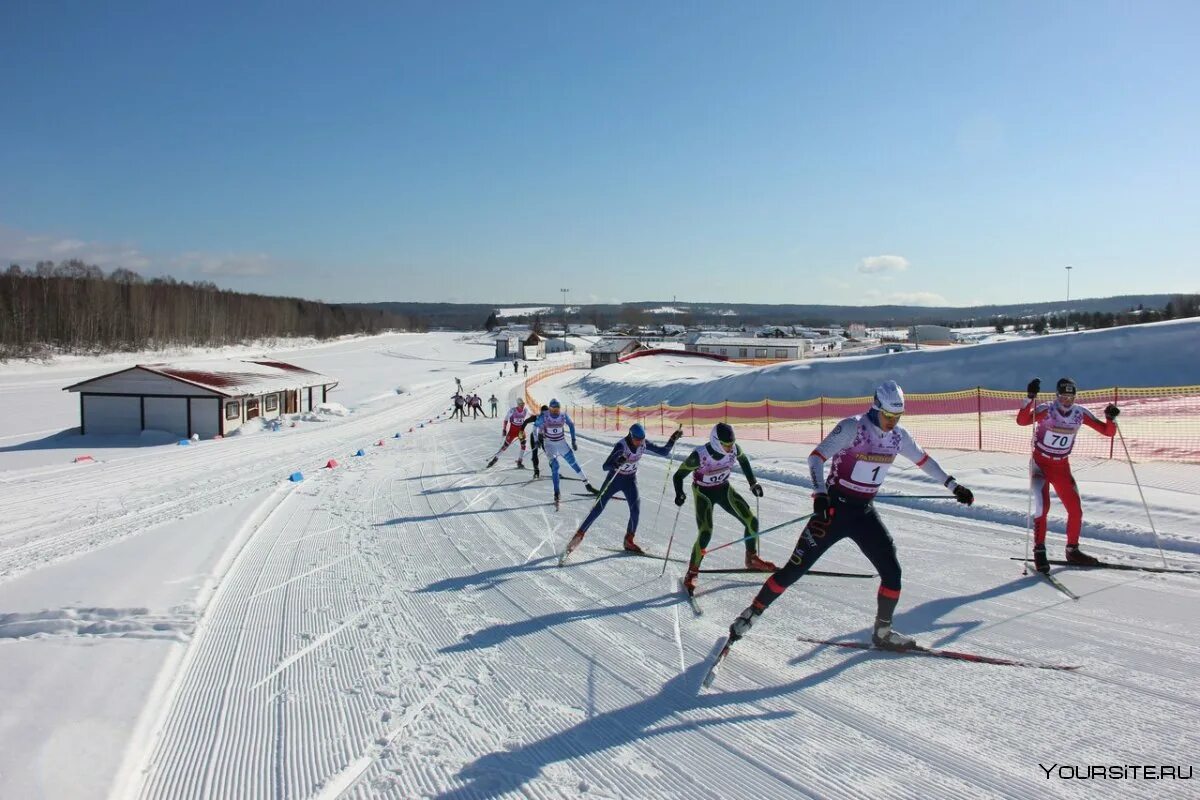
[1032,544,1050,574]
[564,530,585,558]
[533,466,540,478]
[744,552,777,572]
[729,606,760,642]
[1065,544,1100,567]
[623,532,644,554]
[515,459,525,470]
[553,491,560,511]
[485,456,498,469]
[871,619,917,651]
[682,564,699,596]
[584,482,601,496]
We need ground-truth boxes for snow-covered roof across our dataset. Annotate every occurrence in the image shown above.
[691,336,805,348]
[65,360,338,397]
[588,337,641,354]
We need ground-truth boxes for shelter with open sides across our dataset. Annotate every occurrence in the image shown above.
[63,360,339,439]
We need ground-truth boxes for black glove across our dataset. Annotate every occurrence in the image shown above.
[750,482,764,498]
[613,454,627,467]
[674,491,687,507]
[1026,377,1041,399]
[1105,404,1120,420]
[572,441,578,452]
[953,485,974,505]
[808,493,833,534]
[668,430,683,444]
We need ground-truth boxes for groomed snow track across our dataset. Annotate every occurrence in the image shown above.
[119,385,1200,800]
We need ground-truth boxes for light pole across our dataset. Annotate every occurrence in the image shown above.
[1065,265,1073,330]
[560,288,569,335]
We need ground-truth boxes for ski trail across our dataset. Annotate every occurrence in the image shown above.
[248,554,351,599]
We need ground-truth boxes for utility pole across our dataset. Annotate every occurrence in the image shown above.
[560,288,569,335]
[1065,265,1073,331]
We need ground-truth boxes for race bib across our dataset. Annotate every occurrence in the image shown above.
[1041,428,1075,451]
[849,459,891,487]
[697,467,731,486]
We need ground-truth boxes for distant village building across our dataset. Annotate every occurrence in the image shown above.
[63,360,338,439]
[686,336,806,361]
[908,325,957,346]
[567,323,599,336]
[848,323,868,339]
[588,337,642,368]
[807,336,844,354]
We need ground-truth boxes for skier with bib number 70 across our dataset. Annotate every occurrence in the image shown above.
[1018,376,1118,572]
[722,380,975,653]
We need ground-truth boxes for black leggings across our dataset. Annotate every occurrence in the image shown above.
[753,491,901,612]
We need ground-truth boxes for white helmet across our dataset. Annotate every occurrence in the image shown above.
[872,380,905,415]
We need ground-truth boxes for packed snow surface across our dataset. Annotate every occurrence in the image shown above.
[0,330,1197,799]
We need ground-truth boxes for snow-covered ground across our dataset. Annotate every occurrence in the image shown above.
[1,330,1198,799]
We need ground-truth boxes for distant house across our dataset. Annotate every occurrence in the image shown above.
[908,325,957,346]
[686,336,805,361]
[588,338,641,368]
[63,360,339,438]
[543,335,575,354]
[567,323,598,336]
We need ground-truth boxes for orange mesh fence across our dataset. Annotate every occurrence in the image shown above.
[524,368,1200,463]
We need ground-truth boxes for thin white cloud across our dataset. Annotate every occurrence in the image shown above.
[858,254,910,274]
[171,251,276,277]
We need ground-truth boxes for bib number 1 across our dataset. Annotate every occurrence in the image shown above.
[849,460,890,487]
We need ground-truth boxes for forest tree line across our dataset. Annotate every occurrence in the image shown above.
[1,260,424,358]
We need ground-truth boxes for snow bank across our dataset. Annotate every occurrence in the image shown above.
[561,319,1200,407]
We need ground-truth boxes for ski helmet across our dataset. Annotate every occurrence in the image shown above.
[872,380,905,416]
[516,397,525,407]
[549,398,561,410]
[540,405,549,412]
[711,423,736,453]
[1055,377,1077,396]
[629,423,646,441]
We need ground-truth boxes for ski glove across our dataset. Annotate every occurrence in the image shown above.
[1026,377,1041,399]
[1104,404,1120,420]
[953,485,975,505]
[674,491,687,507]
[750,482,764,498]
[668,429,683,444]
[809,493,833,535]
[572,441,578,451]
[613,454,628,467]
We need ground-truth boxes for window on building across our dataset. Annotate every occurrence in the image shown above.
[225,401,240,420]
[739,348,748,358]
[775,349,787,359]
[265,394,278,412]
[247,398,260,420]
[755,348,767,358]
[719,348,727,356]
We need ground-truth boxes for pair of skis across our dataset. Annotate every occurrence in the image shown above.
[703,633,1081,688]
[1010,556,1200,575]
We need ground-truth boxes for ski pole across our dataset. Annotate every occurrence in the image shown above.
[702,513,814,556]
[662,506,681,575]
[651,424,683,533]
[581,465,620,518]
[1115,424,1169,569]
[873,494,959,500]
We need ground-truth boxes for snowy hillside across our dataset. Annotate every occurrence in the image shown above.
[0,331,1197,799]
[551,318,1200,408]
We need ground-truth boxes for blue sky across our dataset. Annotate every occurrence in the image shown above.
[1,1,1197,307]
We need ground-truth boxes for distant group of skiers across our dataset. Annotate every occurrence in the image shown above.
[450,381,500,421]
[478,374,1121,664]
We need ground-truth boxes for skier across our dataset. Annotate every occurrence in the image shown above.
[523,404,549,478]
[563,423,684,558]
[486,398,532,469]
[488,394,499,418]
[513,359,519,375]
[673,423,775,594]
[450,392,466,421]
[722,380,975,652]
[1018,376,1119,571]
[536,398,598,509]
[455,377,463,392]
[470,394,483,419]
[523,364,528,377]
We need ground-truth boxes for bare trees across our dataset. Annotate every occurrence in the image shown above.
[0,263,414,358]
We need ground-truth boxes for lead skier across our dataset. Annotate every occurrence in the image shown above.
[722,380,975,651]
[1018,376,1119,571]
